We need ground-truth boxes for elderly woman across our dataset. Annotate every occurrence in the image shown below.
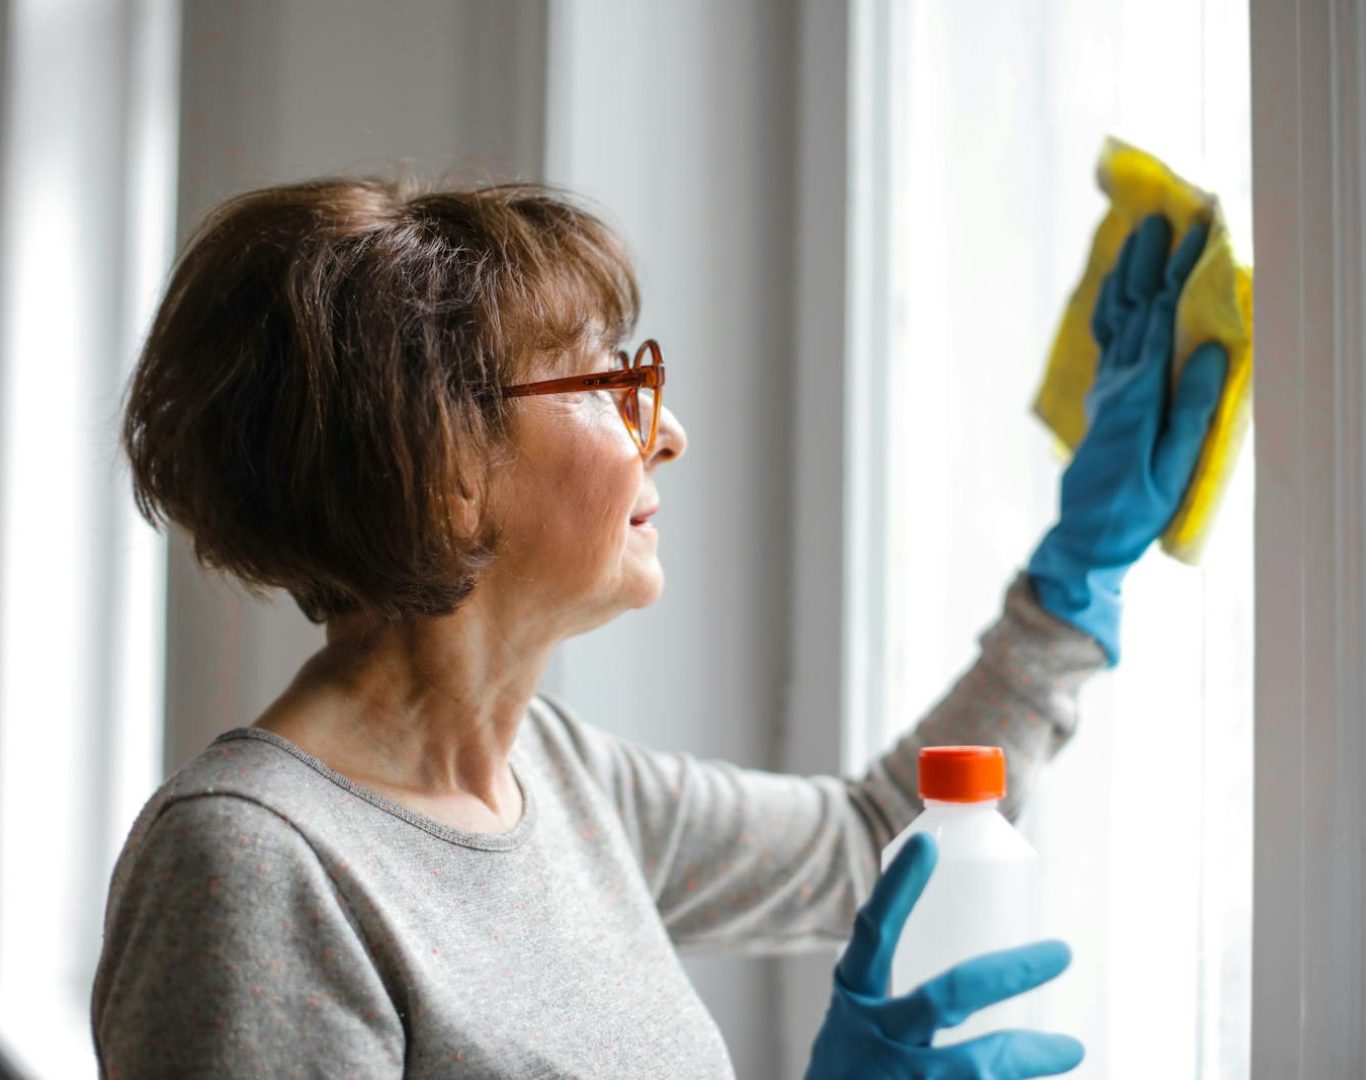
[91,178,1223,1078]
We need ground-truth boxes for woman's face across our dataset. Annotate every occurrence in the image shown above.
[481,342,687,638]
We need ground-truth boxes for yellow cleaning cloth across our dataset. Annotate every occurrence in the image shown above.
[1033,136,1253,564]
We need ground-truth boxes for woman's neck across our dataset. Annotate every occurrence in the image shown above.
[256,594,555,816]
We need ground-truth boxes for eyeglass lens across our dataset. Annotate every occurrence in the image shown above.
[615,347,657,448]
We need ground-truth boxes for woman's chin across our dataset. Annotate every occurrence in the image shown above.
[628,567,665,609]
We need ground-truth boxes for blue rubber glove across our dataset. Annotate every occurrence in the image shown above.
[1028,213,1230,665]
[805,833,1084,1079]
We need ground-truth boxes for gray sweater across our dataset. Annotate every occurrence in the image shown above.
[90,573,1104,1078]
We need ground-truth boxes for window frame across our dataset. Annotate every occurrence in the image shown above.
[1248,0,1366,1073]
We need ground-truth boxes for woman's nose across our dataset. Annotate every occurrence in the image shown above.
[647,403,687,466]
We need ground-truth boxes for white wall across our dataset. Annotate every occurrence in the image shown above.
[165,2,815,1076]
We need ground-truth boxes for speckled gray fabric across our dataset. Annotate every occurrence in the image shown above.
[90,572,1104,1078]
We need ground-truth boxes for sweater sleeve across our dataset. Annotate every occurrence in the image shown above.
[845,571,1109,849]
[91,793,406,1079]
[538,571,1106,956]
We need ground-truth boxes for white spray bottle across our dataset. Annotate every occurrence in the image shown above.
[881,745,1043,1046]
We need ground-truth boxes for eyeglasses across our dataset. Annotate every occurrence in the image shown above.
[502,339,666,455]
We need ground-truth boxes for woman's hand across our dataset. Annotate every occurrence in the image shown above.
[1028,213,1229,665]
[804,834,1084,1079]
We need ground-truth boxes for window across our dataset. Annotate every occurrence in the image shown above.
[858,1,1253,1074]
[0,3,177,1076]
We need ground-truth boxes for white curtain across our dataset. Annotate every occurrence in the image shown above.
[0,0,178,1075]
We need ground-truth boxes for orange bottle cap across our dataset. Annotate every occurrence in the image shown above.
[918,746,1007,802]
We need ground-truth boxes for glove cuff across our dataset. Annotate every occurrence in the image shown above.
[1026,541,1125,666]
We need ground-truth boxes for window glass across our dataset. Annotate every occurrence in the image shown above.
[878,2,1252,1075]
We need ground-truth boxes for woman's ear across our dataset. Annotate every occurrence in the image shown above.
[457,451,511,541]
[454,490,480,537]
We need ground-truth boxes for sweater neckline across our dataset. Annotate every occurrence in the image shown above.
[209,725,538,852]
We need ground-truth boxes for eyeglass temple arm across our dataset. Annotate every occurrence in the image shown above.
[502,364,664,399]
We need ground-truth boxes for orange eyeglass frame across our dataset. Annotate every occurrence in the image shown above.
[502,339,667,455]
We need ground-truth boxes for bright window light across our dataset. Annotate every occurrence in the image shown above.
[871,1,1252,1076]
[0,1,177,1075]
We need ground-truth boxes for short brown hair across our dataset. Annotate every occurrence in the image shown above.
[123,174,640,623]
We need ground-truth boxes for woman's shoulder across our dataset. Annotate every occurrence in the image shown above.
[105,728,367,909]
[520,691,674,802]
[153,727,328,826]
[519,691,615,774]
[109,732,324,883]
[92,759,361,1039]
[118,782,307,884]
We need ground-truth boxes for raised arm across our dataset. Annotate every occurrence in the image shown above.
[534,572,1105,956]
[846,571,1106,852]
